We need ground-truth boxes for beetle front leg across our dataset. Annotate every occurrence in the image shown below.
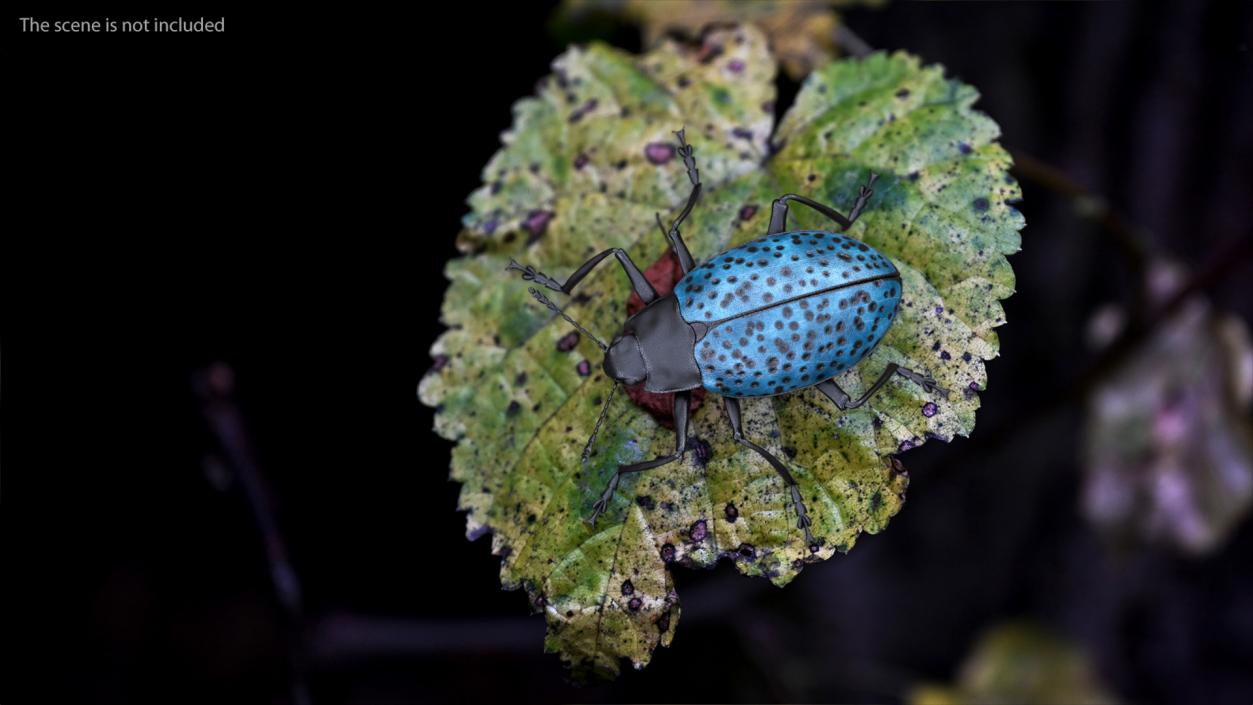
[589,391,690,526]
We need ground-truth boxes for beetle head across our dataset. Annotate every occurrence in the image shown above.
[604,334,646,385]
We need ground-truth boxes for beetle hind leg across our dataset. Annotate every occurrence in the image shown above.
[722,397,816,547]
[817,363,949,411]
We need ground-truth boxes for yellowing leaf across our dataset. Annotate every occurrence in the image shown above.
[420,26,1023,678]
[910,622,1120,705]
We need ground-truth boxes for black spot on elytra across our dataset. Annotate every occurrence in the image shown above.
[973,197,989,212]
[628,597,643,612]
[621,580,634,596]
[725,502,739,522]
[636,495,656,510]
[506,401,521,417]
[737,543,756,560]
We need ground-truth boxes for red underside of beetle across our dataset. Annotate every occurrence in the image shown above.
[624,250,706,429]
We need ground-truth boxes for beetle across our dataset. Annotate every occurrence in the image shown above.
[508,129,944,546]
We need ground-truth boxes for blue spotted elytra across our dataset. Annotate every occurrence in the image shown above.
[507,129,945,547]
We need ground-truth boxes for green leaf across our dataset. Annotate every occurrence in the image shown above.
[419,26,1024,679]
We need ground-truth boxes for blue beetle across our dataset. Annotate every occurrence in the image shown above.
[508,129,944,545]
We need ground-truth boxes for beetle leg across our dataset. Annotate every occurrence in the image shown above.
[895,365,949,399]
[507,246,658,304]
[589,392,690,526]
[817,362,949,411]
[722,397,817,547]
[845,172,879,225]
[656,128,700,273]
[768,172,878,234]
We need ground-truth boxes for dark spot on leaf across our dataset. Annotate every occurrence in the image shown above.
[556,331,580,352]
[645,142,675,165]
[430,354,449,372]
[689,520,708,542]
[973,197,989,212]
[690,436,712,467]
[895,88,911,99]
[958,141,972,154]
[568,98,598,123]
[660,543,676,563]
[523,210,554,241]
[515,372,527,385]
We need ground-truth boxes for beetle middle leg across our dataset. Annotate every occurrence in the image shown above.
[722,397,817,546]
[767,172,878,235]
[589,391,690,526]
[816,363,948,410]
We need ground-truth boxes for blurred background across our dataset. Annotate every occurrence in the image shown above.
[8,1,1252,703]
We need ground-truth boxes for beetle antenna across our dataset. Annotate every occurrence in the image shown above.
[581,382,619,465]
[528,287,608,352]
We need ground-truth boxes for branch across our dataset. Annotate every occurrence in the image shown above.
[194,363,312,705]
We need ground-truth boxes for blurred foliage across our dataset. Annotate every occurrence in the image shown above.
[420,24,1022,678]
[554,0,885,79]
[910,622,1119,705]
[1082,261,1253,554]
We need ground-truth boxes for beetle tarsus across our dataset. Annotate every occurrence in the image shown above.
[674,127,700,186]
[589,473,620,527]
[506,259,564,292]
[897,367,949,400]
[790,485,814,545]
[847,172,879,224]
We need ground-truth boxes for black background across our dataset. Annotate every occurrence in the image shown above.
[7,2,1253,704]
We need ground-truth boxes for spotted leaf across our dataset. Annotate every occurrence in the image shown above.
[420,29,1024,680]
